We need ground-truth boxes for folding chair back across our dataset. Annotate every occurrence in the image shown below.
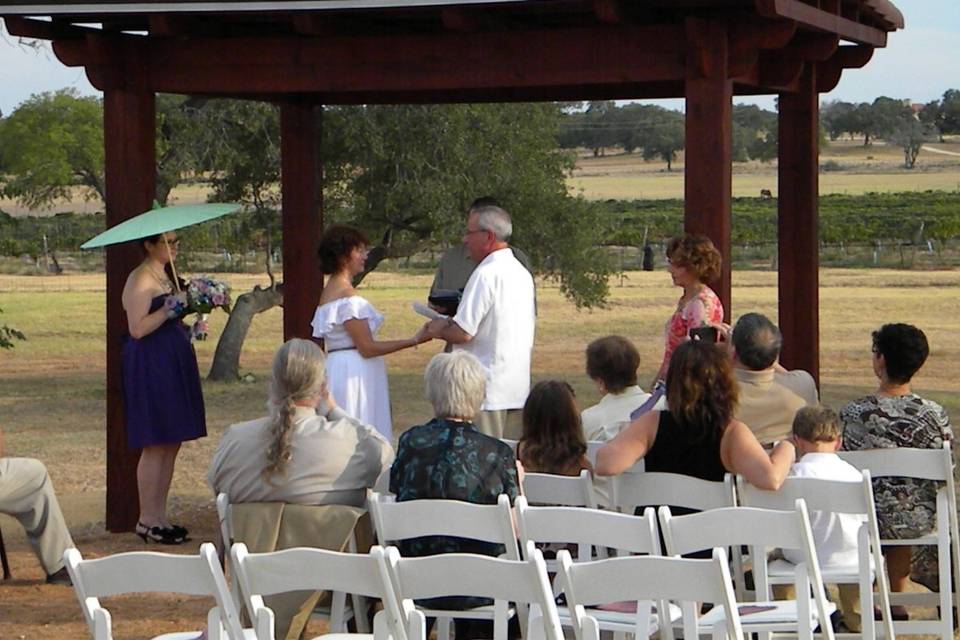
[556,547,743,640]
[610,471,736,514]
[368,492,519,559]
[736,472,893,640]
[380,544,563,640]
[659,501,835,640]
[839,443,960,640]
[516,496,657,558]
[231,543,398,640]
[522,470,597,508]
[64,542,246,640]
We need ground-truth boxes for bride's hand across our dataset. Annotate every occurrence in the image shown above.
[414,323,432,344]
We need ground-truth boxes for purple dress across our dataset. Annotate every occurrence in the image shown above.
[122,294,206,450]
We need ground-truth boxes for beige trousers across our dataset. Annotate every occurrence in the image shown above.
[774,582,861,631]
[0,458,75,575]
[474,409,523,440]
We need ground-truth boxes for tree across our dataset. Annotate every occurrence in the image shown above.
[918,99,943,142]
[0,89,105,209]
[196,100,284,381]
[0,308,26,349]
[940,89,960,135]
[640,111,684,170]
[820,100,856,140]
[890,116,932,169]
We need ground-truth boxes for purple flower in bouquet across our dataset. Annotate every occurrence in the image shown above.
[185,276,232,315]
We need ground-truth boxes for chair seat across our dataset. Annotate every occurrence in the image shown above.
[699,599,836,629]
[418,604,517,621]
[767,558,875,582]
[557,602,682,635]
[310,634,374,640]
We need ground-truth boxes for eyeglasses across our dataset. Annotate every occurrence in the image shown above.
[463,228,490,238]
[165,238,181,248]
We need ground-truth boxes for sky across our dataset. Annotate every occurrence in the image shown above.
[0,0,957,116]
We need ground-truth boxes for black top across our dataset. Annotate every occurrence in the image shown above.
[644,410,726,482]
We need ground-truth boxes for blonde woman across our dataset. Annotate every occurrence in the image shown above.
[208,339,393,507]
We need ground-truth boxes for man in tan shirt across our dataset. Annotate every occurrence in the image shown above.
[730,313,818,446]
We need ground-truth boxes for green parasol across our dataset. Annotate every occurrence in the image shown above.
[80,203,242,250]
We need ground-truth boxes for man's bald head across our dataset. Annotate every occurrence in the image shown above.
[731,312,782,371]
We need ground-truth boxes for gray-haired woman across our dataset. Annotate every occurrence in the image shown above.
[208,338,393,507]
[389,351,522,629]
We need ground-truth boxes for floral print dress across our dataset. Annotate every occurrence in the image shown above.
[658,286,724,377]
[840,393,953,590]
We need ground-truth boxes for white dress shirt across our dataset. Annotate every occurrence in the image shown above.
[453,247,536,411]
[581,385,652,442]
[208,405,394,507]
[782,452,865,568]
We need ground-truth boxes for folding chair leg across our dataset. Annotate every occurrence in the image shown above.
[0,526,10,581]
[330,590,347,632]
[437,616,452,640]
[351,593,370,634]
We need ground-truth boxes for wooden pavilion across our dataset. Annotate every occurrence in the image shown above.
[1,0,903,531]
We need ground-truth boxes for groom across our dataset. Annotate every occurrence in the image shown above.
[422,204,536,439]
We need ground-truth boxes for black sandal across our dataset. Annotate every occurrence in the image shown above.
[168,524,190,542]
[135,522,185,545]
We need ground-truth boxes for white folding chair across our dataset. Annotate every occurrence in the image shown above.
[368,492,520,640]
[230,543,400,640]
[378,544,564,640]
[839,443,960,640]
[516,497,680,638]
[556,547,744,640]
[522,470,597,508]
[736,471,894,640]
[659,501,836,640]
[64,542,250,640]
[216,493,367,634]
[610,472,746,598]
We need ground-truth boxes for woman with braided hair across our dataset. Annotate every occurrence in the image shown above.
[208,338,393,507]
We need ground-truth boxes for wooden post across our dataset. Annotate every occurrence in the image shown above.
[280,100,324,340]
[684,17,733,321]
[103,87,156,532]
[778,66,820,384]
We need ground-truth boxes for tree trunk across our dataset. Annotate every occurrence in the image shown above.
[208,284,284,381]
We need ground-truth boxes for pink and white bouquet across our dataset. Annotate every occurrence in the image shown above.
[186,276,232,315]
[185,276,231,341]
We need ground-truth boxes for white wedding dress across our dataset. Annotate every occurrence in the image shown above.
[310,296,393,440]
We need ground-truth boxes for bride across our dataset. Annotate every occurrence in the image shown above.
[311,225,429,439]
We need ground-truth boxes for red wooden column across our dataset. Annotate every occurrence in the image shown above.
[778,67,820,383]
[280,101,324,340]
[103,88,156,532]
[683,17,733,321]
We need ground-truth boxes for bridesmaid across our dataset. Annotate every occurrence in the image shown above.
[121,231,206,544]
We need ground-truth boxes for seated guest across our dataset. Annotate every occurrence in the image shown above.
[596,340,795,490]
[730,313,818,446]
[208,338,393,507]
[518,380,592,476]
[0,426,74,584]
[581,335,652,442]
[390,351,520,625]
[783,405,864,631]
[841,323,953,611]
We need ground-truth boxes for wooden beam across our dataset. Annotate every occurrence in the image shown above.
[778,65,819,384]
[759,53,805,88]
[280,101,323,342]
[684,16,732,322]
[3,15,94,39]
[784,32,839,61]
[815,44,873,92]
[103,85,156,533]
[592,0,622,24]
[755,0,887,47]
[54,24,688,95]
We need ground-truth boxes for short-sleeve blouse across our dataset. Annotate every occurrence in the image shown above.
[660,286,724,376]
[310,296,384,350]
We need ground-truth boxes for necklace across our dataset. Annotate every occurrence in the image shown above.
[144,262,173,293]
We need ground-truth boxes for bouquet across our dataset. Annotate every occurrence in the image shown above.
[186,276,232,341]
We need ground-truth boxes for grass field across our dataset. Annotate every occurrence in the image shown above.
[568,139,960,200]
[2,267,960,637]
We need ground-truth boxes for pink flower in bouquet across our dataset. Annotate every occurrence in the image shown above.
[212,292,226,306]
